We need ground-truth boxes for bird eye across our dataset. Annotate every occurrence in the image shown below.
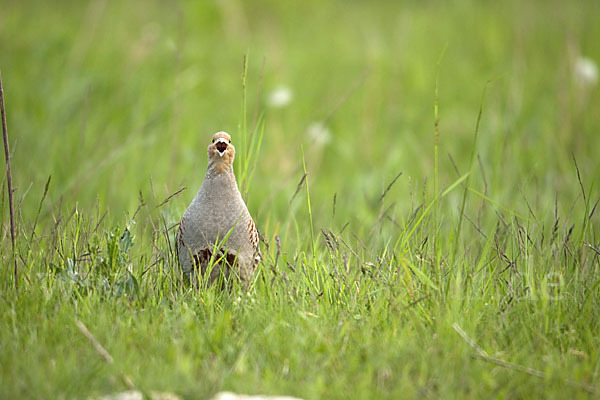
[212,139,215,143]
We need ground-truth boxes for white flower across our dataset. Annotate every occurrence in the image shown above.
[267,85,293,108]
[574,56,598,87]
[306,122,332,146]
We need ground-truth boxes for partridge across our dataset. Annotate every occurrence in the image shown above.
[177,132,260,285]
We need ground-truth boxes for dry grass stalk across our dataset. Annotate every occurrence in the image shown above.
[0,72,18,289]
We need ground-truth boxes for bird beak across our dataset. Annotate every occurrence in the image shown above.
[215,138,228,156]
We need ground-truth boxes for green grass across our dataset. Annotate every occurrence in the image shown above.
[1,0,600,398]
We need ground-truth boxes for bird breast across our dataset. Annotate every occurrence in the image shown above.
[184,174,249,250]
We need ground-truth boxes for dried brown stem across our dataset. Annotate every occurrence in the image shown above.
[453,323,597,394]
[76,320,114,364]
[156,186,187,208]
[76,320,136,390]
[0,72,17,289]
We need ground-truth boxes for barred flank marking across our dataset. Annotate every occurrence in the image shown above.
[177,216,186,248]
[248,218,258,248]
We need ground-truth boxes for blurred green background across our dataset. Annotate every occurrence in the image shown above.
[2,0,598,230]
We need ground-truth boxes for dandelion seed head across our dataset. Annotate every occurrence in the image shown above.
[267,86,293,108]
[574,56,598,87]
[306,122,332,146]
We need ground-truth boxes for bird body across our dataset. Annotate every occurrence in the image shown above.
[177,132,259,285]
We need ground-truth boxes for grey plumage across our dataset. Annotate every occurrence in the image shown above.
[177,132,260,285]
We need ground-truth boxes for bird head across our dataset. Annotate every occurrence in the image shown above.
[207,131,235,173]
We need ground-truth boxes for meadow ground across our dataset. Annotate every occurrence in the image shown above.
[1,0,599,398]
